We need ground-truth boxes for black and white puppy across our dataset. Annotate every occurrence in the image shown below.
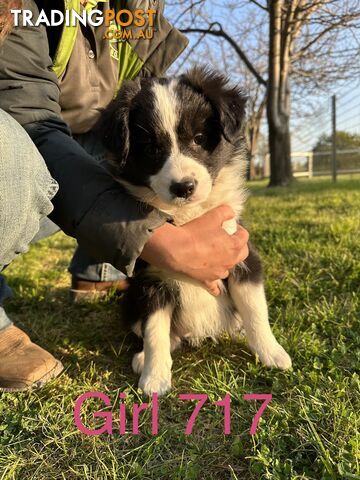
[98,67,292,395]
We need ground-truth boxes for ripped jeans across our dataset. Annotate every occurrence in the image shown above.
[0,110,58,330]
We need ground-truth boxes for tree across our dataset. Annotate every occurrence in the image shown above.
[265,0,360,185]
[313,131,360,152]
[246,90,267,180]
[170,0,360,186]
[266,0,293,186]
[312,131,360,172]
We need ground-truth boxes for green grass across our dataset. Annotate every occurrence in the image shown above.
[0,177,359,480]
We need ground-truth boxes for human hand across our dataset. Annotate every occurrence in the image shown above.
[140,205,249,296]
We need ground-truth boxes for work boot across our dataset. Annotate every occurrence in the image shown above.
[0,326,63,392]
[69,275,129,304]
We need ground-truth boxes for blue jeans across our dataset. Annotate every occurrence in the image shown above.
[0,278,13,331]
[0,218,59,330]
[0,110,58,331]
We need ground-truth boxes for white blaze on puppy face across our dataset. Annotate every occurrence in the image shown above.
[149,81,212,205]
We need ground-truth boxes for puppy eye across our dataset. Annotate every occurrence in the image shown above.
[143,143,158,156]
[193,133,206,146]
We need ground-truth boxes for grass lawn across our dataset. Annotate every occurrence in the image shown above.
[0,176,359,480]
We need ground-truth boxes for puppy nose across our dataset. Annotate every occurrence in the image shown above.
[170,177,196,199]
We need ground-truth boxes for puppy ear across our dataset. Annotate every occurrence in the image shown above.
[95,79,141,168]
[181,66,247,141]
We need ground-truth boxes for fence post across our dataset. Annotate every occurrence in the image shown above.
[264,153,270,178]
[308,152,313,178]
[331,95,337,182]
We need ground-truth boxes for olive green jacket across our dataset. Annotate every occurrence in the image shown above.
[40,0,188,86]
[0,0,188,127]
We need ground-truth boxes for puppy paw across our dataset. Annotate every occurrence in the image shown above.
[138,371,172,396]
[256,342,292,370]
[132,351,145,374]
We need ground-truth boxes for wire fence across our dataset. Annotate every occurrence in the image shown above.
[257,83,360,179]
[290,84,360,178]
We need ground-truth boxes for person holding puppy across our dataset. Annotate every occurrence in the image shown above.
[0,1,249,391]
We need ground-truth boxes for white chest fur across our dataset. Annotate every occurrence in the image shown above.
[174,280,242,343]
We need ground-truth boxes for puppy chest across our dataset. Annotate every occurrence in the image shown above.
[174,282,236,340]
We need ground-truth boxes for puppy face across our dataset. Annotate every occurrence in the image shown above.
[97,67,246,207]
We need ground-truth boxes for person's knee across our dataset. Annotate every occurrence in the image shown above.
[0,110,58,266]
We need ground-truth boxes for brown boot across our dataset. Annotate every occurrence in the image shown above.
[0,326,63,392]
[69,275,129,304]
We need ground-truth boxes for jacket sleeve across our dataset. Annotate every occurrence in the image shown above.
[25,119,169,276]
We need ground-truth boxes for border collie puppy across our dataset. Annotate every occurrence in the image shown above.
[98,67,292,395]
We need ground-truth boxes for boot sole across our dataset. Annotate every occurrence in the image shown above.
[69,287,127,304]
[69,288,108,304]
[0,360,64,392]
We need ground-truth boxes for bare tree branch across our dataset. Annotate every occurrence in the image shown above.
[294,14,360,57]
[180,22,267,86]
[176,31,207,71]
[172,0,207,27]
[247,0,268,11]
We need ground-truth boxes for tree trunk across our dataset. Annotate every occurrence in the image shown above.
[268,113,292,186]
[246,96,266,181]
[246,152,257,181]
[247,123,259,181]
[267,0,293,187]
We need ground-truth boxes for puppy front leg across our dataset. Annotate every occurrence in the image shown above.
[229,278,292,370]
[132,333,181,375]
[138,305,173,396]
